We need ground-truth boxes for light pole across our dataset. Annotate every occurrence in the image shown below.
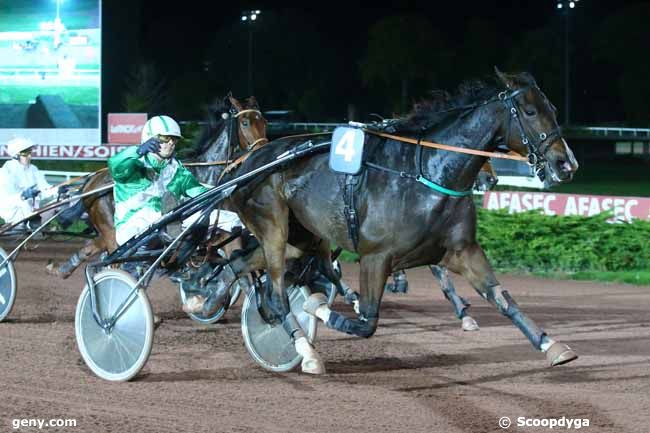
[241,10,261,96]
[556,0,579,126]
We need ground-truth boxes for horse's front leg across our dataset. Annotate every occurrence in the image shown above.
[430,264,479,331]
[304,253,390,339]
[446,243,577,366]
[240,197,324,374]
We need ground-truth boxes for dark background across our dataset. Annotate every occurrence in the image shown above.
[102,0,650,134]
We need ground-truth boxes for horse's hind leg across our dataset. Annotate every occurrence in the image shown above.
[384,270,409,293]
[429,265,479,331]
[446,243,577,366]
[46,237,105,279]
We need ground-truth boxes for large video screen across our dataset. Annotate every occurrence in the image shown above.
[0,0,101,159]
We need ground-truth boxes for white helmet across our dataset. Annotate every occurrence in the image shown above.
[140,115,183,144]
[6,137,34,158]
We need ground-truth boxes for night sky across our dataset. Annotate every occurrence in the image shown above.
[101,0,650,133]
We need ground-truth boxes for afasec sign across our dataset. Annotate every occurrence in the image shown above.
[483,191,650,222]
[108,113,147,144]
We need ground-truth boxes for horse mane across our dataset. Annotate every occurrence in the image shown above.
[393,72,536,133]
[180,97,231,159]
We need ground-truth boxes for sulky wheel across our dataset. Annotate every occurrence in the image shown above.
[0,247,17,322]
[241,275,317,372]
[75,269,154,381]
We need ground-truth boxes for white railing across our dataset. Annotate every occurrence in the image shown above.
[42,170,90,184]
[268,122,342,131]
[572,127,650,138]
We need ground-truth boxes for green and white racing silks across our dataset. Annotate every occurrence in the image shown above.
[108,146,208,245]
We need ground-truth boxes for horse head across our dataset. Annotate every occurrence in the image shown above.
[228,94,268,152]
[494,68,579,187]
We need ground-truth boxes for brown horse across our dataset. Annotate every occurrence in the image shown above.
[225,70,579,374]
[46,95,267,278]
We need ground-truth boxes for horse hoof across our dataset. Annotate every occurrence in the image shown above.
[545,342,578,366]
[45,262,62,277]
[303,293,328,316]
[182,295,206,314]
[301,356,326,375]
[461,316,480,331]
[153,314,163,330]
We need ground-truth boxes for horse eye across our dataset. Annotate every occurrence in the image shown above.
[524,105,537,116]
[242,119,249,126]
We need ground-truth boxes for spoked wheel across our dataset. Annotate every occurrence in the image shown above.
[0,247,17,322]
[75,269,154,381]
[178,280,242,325]
[241,275,317,372]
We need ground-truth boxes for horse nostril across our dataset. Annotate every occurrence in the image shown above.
[558,160,574,173]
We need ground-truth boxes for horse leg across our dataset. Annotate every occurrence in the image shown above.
[304,253,390,339]
[240,199,323,374]
[384,270,409,293]
[46,237,105,279]
[446,243,577,366]
[430,265,479,331]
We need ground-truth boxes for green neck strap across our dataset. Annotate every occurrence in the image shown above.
[415,175,473,197]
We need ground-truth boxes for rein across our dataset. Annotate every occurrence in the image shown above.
[364,130,528,162]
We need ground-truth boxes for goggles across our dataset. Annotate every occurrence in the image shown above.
[158,135,180,144]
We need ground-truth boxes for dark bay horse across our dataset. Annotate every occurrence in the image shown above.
[46,95,267,278]
[385,159,499,331]
[226,70,579,374]
[385,158,501,332]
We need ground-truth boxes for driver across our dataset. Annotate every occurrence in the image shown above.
[108,115,234,316]
[0,137,58,230]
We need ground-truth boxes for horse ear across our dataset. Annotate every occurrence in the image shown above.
[494,66,515,89]
[228,94,244,111]
[247,96,259,109]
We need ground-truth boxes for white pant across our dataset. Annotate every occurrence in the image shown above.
[0,192,43,225]
[116,208,242,246]
[181,209,242,232]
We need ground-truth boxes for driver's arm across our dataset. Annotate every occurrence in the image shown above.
[108,146,145,182]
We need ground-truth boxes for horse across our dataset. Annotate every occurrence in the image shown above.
[384,159,500,332]
[46,95,267,278]
[224,69,579,374]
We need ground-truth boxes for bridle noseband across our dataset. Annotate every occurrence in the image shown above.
[499,86,563,181]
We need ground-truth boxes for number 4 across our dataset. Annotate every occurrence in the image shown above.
[335,130,356,162]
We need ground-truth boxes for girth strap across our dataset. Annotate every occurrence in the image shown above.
[343,174,360,251]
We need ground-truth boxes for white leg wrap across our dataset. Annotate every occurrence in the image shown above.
[540,337,556,353]
[295,336,325,374]
[314,304,331,323]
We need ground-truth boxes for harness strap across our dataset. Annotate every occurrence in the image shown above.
[342,174,360,251]
[365,130,528,162]
[364,162,472,197]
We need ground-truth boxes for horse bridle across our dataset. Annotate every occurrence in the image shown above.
[498,85,563,181]
[234,108,269,151]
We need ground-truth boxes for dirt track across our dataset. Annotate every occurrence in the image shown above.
[1,239,649,433]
